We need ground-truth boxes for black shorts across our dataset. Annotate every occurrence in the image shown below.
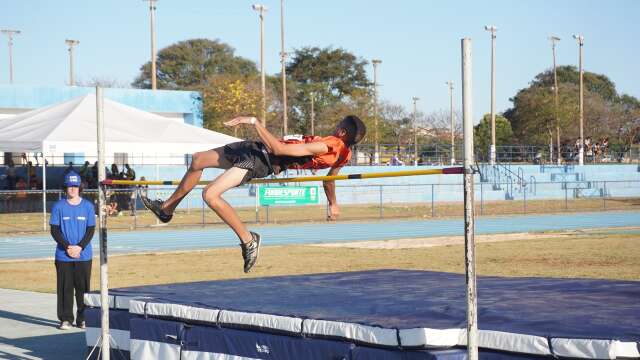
[222,141,274,185]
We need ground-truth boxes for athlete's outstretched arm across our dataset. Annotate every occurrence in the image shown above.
[224,116,328,157]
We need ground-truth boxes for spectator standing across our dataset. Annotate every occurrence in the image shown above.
[123,164,136,181]
[6,160,17,190]
[90,162,99,188]
[79,161,91,184]
[50,171,95,330]
[63,162,75,177]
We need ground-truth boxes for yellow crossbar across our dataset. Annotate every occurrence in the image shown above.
[101,167,464,186]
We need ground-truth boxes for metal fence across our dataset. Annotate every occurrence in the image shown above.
[1,180,638,234]
[352,144,640,165]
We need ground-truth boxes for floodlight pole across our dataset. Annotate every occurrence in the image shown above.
[573,34,584,166]
[1,29,20,83]
[253,4,268,126]
[446,81,455,165]
[484,25,497,165]
[96,87,110,360]
[412,97,420,166]
[280,0,288,135]
[462,37,478,360]
[372,59,382,164]
[144,0,158,90]
[65,39,79,86]
[550,36,561,165]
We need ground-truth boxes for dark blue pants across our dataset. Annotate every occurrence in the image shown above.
[55,260,92,324]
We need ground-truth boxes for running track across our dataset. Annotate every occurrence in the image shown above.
[1,211,638,260]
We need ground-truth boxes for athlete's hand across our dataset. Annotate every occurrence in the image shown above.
[224,116,257,127]
[327,204,340,221]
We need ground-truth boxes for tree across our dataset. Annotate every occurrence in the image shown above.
[132,38,257,89]
[532,66,618,102]
[285,47,370,134]
[474,114,513,156]
[200,75,262,136]
[504,66,640,147]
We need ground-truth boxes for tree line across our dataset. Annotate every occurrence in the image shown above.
[131,38,640,152]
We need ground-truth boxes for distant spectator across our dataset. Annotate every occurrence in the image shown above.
[29,174,41,190]
[6,160,17,190]
[109,164,121,180]
[63,162,75,176]
[123,164,136,181]
[79,161,91,184]
[389,155,404,166]
[89,162,99,188]
[27,161,36,179]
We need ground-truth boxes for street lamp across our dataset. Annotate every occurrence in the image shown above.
[280,0,288,135]
[252,4,268,126]
[371,59,382,164]
[484,25,497,165]
[446,81,455,165]
[143,0,158,90]
[573,34,584,166]
[549,36,561,165]
[65,39,80,86]
[412,97,420,166]
[1,29,21,83]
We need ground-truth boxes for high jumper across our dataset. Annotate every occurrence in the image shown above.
[140,115,366,273]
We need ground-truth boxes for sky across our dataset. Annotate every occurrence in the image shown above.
[1,0,639,123]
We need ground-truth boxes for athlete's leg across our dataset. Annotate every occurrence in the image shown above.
[201,167,252,243]
[161,147,232,214]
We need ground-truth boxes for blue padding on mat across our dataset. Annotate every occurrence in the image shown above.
[85,308,130,330]
[185,324,352,360]
[130,317,183,343]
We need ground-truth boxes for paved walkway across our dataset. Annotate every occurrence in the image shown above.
[1,210,639,260]
[0,288,86,360]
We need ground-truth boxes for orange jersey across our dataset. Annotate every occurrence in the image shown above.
[278,135,351,170]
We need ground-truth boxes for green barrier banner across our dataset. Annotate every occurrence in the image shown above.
[259,186,319,205]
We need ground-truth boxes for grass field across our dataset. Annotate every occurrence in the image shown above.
[1,229,638,293]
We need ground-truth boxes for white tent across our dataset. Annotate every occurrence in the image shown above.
[0,93,241,155]
[0,93,241,231]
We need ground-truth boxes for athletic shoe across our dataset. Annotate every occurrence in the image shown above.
[59,321,72,330]
[140,192,173,223]
[77,321,86,329]
[240,232,261,273]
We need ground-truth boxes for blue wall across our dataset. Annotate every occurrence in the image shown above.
[0,85,203,126]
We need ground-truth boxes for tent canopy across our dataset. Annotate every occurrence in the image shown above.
[0,93,241,154]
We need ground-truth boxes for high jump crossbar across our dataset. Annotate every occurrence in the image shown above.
[101,167,465,186]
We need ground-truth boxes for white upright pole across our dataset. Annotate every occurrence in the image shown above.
[462,38,478,360]
[42,152,47,231]
[96,87,110,360]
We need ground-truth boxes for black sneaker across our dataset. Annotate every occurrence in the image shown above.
[240,232,261,273]
[140,192,173,223]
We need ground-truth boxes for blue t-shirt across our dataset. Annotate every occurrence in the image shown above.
[50,197,96,261]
